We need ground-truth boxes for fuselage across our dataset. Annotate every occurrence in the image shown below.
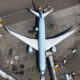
[38,12,46,75]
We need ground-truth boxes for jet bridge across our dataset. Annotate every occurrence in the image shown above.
[46,52,57,80]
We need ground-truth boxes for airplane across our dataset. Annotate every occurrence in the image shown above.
[1,7,77,79]
[0,70,15,80]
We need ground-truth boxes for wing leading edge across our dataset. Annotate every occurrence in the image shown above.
[46,28,77,51]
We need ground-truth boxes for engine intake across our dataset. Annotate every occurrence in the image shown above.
[51,46,56,53]
[27,46,33,54]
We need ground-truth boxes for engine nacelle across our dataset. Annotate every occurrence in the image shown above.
[51,46,57,53]
[27,46,33,54]
[35,27,38,31]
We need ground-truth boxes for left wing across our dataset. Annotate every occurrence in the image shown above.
[46,28,77,51]
[5,28,38,50]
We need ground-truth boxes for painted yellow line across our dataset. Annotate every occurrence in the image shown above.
[34,66,35,80]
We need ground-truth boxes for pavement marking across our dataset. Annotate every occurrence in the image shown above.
[33,66,35,80]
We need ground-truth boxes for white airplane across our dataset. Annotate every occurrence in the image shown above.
[2,7,77,79]
[0,70,15,80]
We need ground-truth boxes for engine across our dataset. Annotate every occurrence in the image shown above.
[35,27,38,31]
[51,46,57,53]
[27,46,33,54]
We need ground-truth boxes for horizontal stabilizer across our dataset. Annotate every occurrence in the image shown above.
[29,9,39,17]
[43,9,53,18]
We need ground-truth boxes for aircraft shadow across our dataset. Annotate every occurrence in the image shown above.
[46,27,72,39]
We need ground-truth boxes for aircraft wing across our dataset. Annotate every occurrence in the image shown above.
[6,28,38,50]
[46,28,77,51]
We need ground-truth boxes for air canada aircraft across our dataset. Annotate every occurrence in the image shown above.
[2,7,77,79]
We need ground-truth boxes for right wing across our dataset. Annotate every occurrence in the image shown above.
[5,28,38,50]
[46,28,77,51]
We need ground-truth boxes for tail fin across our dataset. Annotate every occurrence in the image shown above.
[43,9,53,18]
[29,9,39,17]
